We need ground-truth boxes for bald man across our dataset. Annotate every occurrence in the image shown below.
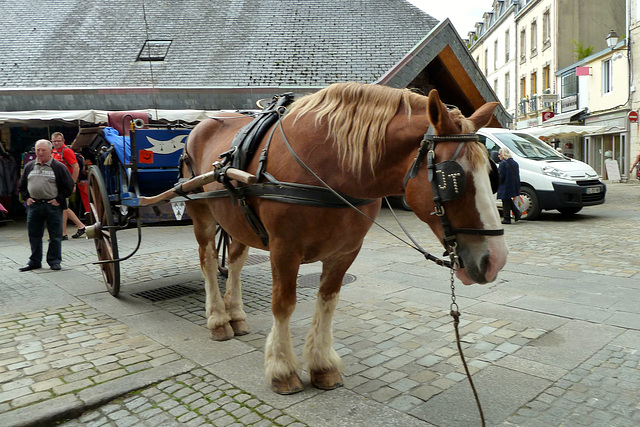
[18,139,75,271]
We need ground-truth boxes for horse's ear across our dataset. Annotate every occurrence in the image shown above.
[427,89,455,133]
[468,102,499,131]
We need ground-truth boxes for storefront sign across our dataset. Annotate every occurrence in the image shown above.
[604,159,621,181]
[542,111,555,122]
[561,95,577,111]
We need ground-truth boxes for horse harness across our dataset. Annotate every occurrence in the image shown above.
[178,94,375,247]
[180,94,504,264]
[403,129,504,267]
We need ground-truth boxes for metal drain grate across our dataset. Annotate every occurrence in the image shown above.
[132,283,200,302]
[297,273,357,288]
[245,254,270,266]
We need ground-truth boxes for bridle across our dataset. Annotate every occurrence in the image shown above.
[404,129,504,267]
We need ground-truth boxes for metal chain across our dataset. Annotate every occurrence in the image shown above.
[449,246,485,426]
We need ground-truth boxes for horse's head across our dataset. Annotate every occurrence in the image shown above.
[405,89,507,285]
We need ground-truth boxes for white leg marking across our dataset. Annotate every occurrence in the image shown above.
[201,246,230,329]
[265,315,300,380]
[304,293,343,373]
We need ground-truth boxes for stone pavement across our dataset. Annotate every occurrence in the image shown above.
[0,181,639,426]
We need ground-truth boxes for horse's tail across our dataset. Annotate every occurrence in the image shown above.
[179,136,197,179]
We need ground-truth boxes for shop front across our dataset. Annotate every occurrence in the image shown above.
[582,110,630,180]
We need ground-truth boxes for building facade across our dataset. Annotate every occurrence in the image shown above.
[514,0,555,130]
[468,0,630,178]
[468,1,519,122]
[555,40,630,178]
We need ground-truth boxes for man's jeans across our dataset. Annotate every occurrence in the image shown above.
[27,202,63,267]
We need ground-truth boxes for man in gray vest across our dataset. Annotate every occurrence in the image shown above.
[18,139,75,271]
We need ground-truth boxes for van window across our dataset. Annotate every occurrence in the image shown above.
[493,132,566,160]
[479,135,501,163]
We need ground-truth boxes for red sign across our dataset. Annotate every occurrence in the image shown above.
[576,66,591,76]
[628,111,639,123]
[139,150,154,164]
[542,111,555,122]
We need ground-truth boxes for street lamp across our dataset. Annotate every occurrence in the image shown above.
[606,29,619,48]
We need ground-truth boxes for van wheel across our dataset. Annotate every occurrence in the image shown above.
[519,187,541,220]
[558,207,582,215]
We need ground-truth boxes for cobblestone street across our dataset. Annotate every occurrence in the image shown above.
[1,181,639,426]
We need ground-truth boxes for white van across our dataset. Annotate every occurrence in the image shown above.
[476,128,606,220]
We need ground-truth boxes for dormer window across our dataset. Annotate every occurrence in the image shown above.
[483,12,493,27]
[494,0,502,15]
[137,40,172,61]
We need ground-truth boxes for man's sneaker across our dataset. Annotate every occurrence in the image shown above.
[62,235,69,241]
[72,228,86,239]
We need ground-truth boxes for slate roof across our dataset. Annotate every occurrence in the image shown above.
[1,0,439,88]
[0,0,510,127]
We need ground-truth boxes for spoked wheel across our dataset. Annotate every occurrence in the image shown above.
[87,165,121,296]
[216,226,230,276]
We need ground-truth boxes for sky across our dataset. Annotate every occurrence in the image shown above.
[407,0,495,37]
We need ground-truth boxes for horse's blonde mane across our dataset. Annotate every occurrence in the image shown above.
[288,82,428,175]
[287,82,487,175]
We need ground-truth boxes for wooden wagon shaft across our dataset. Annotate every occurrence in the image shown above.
[136,168,257,206]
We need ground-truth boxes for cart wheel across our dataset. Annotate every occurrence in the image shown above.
[87,165,121,296]
[216,226,230,276]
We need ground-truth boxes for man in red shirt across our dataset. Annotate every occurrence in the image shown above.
[51,132,86,239]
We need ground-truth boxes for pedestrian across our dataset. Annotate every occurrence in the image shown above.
[51,132,86,239]
[497,147,521,224]
[629,150,640,180]
[18,139,75,271]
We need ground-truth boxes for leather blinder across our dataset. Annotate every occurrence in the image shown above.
[433,160,466,202]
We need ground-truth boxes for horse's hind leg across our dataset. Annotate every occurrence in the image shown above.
[304,253,359,390]
[224,241,250,336]
[265,248,303,394]
[190,208,234,341]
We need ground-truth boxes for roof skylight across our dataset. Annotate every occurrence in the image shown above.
[137,40,172,61]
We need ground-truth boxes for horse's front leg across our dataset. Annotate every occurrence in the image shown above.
[223,241,250,336]
[304,252,359,390]
[264,248,303,394]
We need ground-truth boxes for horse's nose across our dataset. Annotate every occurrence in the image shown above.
[466,250,493,284]
[478,252,492,283]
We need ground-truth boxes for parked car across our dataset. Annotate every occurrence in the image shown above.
[477,128,606,220]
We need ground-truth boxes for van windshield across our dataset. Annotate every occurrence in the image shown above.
[493,132,566,160]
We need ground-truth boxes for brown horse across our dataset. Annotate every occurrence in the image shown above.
[182,82,507,394]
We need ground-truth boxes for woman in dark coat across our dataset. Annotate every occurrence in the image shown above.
[497,147,521,224]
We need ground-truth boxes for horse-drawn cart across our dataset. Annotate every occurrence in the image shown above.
[74,115,237,297]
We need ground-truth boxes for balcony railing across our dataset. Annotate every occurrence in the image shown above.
[529,94,538,112]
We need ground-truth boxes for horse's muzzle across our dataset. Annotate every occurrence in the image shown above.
[455,239,507,285]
